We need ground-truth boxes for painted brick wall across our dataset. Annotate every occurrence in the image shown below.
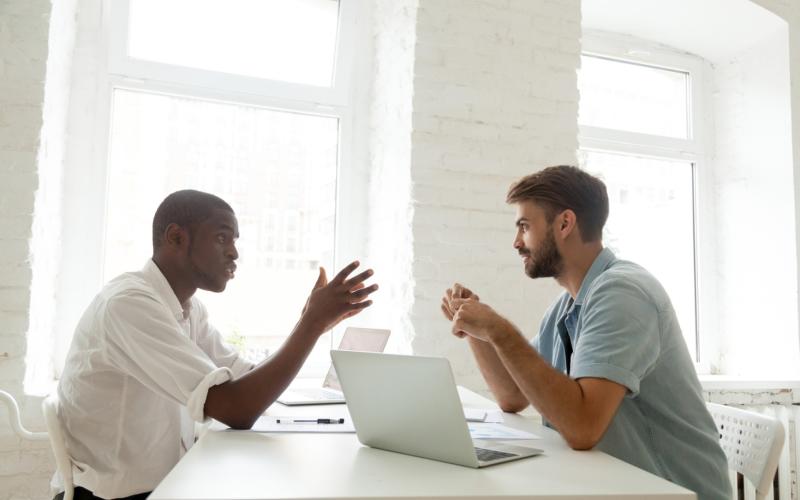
[407,0,580,391]
[0,0,55,498]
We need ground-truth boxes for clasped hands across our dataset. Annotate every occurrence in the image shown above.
[440,283,511,343]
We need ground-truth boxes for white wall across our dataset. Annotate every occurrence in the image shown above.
[406,0,579,391]
[0,0,57,497]
[712,28,799,377]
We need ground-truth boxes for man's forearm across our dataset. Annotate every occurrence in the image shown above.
[205,319,322,429]
[489,321,609,448]
[467,336,528,412]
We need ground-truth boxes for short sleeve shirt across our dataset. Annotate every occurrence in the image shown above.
[57,260,254,498]
[533,248,730,500]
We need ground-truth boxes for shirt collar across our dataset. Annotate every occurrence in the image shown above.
[141,259,192,321]
[574,247,616,306]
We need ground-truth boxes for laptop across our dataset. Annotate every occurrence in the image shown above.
[330,350,543,468]
[277,327,391,406]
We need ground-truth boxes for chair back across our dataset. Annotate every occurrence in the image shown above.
[43,393,74,500]
[707,402,784,500]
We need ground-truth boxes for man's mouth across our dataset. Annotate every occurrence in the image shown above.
[226,264,237,279]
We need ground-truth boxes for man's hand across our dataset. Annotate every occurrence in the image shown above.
[440,283,480,321]
[300,261,378,335]
[450,298,512,342]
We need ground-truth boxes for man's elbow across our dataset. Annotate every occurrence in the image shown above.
[563,427,604,451]
[497,397,529,413]
[209,412,257,430]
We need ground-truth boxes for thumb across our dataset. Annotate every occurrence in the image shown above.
[313,267,328,290]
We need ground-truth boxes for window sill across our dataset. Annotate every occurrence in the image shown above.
[698,375,800,391]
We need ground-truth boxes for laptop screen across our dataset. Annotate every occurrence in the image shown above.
[322,327,390,390]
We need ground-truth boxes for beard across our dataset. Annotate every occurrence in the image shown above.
[521,228,563,279]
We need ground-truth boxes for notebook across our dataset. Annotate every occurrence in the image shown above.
[330,350,543,468]
[276,327,391,406]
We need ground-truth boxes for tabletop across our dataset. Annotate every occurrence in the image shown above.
[150,386,696,500]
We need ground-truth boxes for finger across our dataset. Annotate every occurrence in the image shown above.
[331,261,360,285]
[446,288,453,302]
[313,267,327,290]
[440,303,454,321]
[346,300,373,311]
[441,297,455,317]
[450,298,472,310]
[342,268,374,289]
[349,282,365,292]
[350,284,378,300]
[453,283,465,298]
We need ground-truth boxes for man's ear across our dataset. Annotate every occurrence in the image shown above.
[557,210,578,239]
[164,223,189,249]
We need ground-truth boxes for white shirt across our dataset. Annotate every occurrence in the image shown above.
[57,260,254,498]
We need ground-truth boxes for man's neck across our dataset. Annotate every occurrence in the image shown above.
[556,244,604,299]
[151,255,197,305]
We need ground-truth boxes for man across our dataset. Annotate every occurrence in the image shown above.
[441,166,729,500]
[57,190,378,499]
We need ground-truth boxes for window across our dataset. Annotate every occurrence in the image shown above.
[33,0,362,388]
[578,34,709,363]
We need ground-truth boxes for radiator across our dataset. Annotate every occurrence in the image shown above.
[729,405,799,500]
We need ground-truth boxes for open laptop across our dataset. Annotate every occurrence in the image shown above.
[277,327,391,406]
[330,350,543,468]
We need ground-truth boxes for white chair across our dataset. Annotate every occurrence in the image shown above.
[707,402,784,500]
[0,389,49,441]
[43,392,75,500]
[0,389,74,500]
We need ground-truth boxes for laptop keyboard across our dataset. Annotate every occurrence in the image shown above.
[475,447,517,462]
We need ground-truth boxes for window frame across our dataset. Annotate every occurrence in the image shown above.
[579,31,715,371]
[51,0,364,380]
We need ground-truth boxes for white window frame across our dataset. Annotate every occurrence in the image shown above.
[51,0,365,380]
[579,31,715,371]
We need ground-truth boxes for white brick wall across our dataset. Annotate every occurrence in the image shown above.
[711,27,798,377]
[0,0,55,498]
[407,0,579,392]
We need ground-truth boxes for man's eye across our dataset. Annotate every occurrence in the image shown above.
[217,235,226,243]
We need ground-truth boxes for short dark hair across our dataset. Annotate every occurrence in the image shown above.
[506,165,609,242]
[152,190,234,251]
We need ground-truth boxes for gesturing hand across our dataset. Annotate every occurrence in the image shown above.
[300,261,378,336]
[440,282,479,321]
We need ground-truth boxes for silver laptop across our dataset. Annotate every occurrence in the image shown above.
[330,350,543,468]
[277,327,391,406]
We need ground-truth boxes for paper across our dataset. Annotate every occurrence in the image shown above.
[247,415,356,433]
[468,423,540,440]
[464,408,505,423]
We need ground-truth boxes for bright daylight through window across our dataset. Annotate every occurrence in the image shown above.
[578,53,699,359]
[101,0,348,370]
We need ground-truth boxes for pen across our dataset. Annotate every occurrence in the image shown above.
[275,418,345,424]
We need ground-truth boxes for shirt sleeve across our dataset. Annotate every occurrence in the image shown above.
[102,291,233,422]
[570,276,661,397]
[190,299,255,379]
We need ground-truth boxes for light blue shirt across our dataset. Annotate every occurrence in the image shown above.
[533,248,730,500]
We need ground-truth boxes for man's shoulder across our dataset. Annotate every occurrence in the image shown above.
[585,259,670,309]
[98,271,162,308]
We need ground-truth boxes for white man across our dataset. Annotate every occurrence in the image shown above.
[441,166,729,500]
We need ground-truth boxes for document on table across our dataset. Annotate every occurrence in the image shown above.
[468,423,540,440]
[464,408,505,423]
[248,416,356,433]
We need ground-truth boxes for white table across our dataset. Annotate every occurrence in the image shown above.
[150,388,696,500]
